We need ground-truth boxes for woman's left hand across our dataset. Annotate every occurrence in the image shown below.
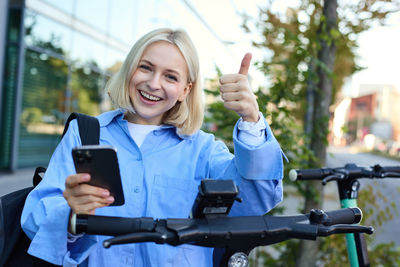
[219,53,259,122]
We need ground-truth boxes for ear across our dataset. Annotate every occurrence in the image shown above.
[178,82,192,102]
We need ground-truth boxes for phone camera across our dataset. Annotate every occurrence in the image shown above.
[76,150,92,163]
[84,150,92,161]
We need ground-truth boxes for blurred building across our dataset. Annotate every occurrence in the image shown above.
[332,84,400,145]
[0,0,244,171]
[0,0,132,171]
[331,96,351,146]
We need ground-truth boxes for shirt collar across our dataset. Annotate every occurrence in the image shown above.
[97,109,194,140]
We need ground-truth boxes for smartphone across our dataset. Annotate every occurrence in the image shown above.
[72,145,125,206]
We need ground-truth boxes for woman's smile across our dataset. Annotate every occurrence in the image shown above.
[138,90,163,102]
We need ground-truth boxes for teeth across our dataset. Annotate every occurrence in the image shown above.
[140,91,161,101]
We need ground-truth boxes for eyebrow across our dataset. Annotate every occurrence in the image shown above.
[139,59,181,77]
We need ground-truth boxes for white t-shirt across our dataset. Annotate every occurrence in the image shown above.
[127,122,161,147]
[126,111,267,148]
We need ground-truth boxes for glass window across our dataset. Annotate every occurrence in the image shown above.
[109,0,136,44]
[18,49,68,167]
[70,31,107,69]
[70,63,104,117]
[18,50,105,167]
[24,9,71,56]
[42,0,75,16]
[75,0,109,32]
[104,47,125,72]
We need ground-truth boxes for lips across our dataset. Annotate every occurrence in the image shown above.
[139,90,162,101]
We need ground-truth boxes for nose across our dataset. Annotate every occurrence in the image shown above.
[148,73,162,91]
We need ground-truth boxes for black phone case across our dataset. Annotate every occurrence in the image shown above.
[72,146,125,206]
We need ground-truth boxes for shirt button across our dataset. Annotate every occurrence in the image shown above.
[153,130,162,136]
[134,187,140,193]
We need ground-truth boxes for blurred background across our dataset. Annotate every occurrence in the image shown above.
[0,0,264,170]
[1,0,400,266]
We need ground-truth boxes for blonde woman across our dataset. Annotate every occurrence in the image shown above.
[22,28,285,266]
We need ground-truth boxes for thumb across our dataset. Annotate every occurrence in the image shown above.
[238,53,252,75]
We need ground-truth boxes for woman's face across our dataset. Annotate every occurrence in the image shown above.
[128,41,191,125]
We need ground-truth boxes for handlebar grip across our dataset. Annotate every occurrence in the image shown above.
[74,214,156,235]
[289,168,332,181]
[378,166,400,173]
[324,208,362,225]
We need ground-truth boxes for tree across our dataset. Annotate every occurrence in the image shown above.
[296,1,338,265]
[230,0,399,265]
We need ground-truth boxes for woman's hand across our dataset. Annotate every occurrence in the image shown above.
[219,53,259,122]
[63,173,114,215]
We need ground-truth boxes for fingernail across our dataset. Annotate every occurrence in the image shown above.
[107,196,114,203]
[102,190,110,197]
[81,174,90,180]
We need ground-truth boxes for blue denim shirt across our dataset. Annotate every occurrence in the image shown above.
[21,109,284,267]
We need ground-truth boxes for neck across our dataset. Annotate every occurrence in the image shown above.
[124,112,162,126]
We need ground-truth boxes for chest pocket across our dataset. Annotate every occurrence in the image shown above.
[149,175,200,218]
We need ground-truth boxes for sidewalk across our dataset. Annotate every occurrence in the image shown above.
[0,168,35,196]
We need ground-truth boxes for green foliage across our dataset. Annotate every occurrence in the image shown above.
[203,100,238,151]
[368,242,400,266]
[251,240,299,267]
[23,49,69,126]
[71,64,103,116]
[319,234,350,266]
[21,107,43,126]
[77,90,100,116]
[203,0,400,266]
[319,183,400,266]
[358,183,400,266]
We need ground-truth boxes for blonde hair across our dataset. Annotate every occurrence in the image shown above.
[106,28,204,135]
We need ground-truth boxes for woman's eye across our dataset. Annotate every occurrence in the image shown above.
[139,65,151,71]
[166,74,178,82]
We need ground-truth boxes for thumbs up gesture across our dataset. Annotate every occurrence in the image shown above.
[219,53,259,122]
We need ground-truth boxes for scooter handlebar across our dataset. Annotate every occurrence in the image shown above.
[71,207,370,249]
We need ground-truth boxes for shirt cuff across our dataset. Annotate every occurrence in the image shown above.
[237,112,267,146]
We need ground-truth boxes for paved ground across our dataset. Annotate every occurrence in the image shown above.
[276,145,400,247]
[325,146,400,246]
[0,168,36,197]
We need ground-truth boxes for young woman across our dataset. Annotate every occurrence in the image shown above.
[21,28,285,267]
